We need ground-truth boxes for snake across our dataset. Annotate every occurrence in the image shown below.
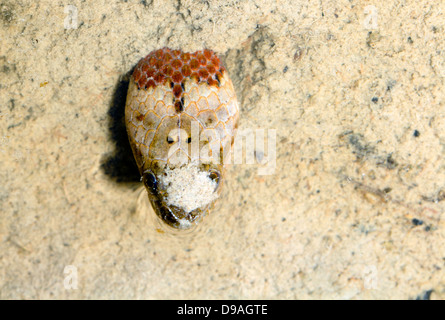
[125,48,239,229]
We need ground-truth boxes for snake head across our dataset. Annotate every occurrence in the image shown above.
[125,48,239,230]
[142,162,223,229]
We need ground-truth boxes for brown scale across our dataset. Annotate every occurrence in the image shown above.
[133,47,226,115]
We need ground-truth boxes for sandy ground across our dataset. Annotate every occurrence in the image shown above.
[0,0,444,299]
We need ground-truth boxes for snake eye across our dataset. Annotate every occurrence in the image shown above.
[143,172,157,192]
[209,170,220,186]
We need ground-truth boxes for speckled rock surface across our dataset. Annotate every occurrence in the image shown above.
[0,0,444,299]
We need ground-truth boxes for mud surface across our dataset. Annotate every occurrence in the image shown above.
[0,0,444,299]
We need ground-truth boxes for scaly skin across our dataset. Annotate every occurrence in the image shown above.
[125,48,239,229]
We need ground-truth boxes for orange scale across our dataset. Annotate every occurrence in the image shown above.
[207,78,218,86]
[164,77,173,88]
[133,69,142,81]
[181,64,192,77]
[199,68,209,79]
[173,84,183,98]
[163,65,174,76]
[148,56,157,65]
[172,71,183,83]
[146,67,156,78]
[164,53,173,63]
[138,76,148,88]
[190,59,199,70]
[171,59,183,69]
[181,52,191,62]
[155,50,164,59]
[203,49,212,59]
[197,53,207,65]
[142,63,150,73]
[174,100,183,113]
[210,56,220,66]
[206,64,215,74]
[146,79,156,89]
[154,72,164,83]
[155,59,163,70]
[190,72,200,81]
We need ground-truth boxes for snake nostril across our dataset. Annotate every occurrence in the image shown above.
[209,170,220,185]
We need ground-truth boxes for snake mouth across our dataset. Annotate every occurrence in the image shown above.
[142,163,222,229]
[149,196,203,230]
